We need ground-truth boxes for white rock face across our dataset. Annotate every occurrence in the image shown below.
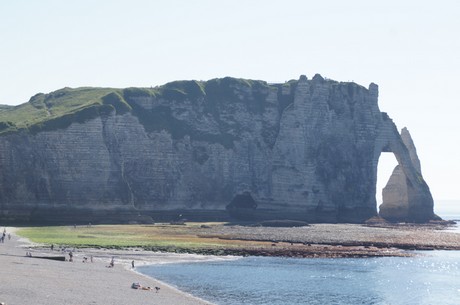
[0,76,435,223]
[379,127,433,222]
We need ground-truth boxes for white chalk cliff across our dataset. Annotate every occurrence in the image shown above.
[0,75,435,223]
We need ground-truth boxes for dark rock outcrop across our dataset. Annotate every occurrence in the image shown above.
[226,192,257,220]
[0,75,435,223]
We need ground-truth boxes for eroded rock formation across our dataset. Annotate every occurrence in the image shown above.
[0,75,435,223]
[379,128,435,222]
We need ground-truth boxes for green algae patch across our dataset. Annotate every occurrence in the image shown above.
[15,224,232,250]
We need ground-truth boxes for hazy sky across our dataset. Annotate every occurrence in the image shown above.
[1,0,459,201]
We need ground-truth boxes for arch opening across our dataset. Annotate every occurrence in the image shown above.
[376,152,398,213]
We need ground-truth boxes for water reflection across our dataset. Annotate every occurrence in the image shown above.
[138,251,460,305]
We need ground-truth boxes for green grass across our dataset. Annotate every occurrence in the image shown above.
[158,80,206,101]
[0,87,117,134]
[0,77,292,136]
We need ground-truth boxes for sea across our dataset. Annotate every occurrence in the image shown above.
[137,201,460,305]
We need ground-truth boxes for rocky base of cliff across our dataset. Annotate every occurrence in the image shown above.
[1,206,382,225]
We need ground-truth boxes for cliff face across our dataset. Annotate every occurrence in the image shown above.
[0,75,435,223]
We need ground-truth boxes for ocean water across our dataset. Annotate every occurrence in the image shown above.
[138,251,460,305]
[138,205,460,305]
[435,200,460,222]
[436,199,460,232]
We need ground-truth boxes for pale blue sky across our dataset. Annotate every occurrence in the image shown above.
[1,0,459,202]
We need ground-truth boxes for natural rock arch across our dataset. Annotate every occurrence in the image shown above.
[375,152,398,209]
[374,124,435,222]
[0,75,437,224]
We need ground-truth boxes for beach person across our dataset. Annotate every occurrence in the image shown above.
[131,282,154,291]
[90,255,93,263]
[50,244,54,251]
[131,260,135,268]
[107,256,114,267]
[69,251,73,262]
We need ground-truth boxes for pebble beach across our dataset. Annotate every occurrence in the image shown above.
[0,228,213,305]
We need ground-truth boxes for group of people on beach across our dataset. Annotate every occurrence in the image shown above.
[66,250,95,263]
[64,250,122,267]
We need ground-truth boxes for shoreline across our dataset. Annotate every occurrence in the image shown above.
[3,222,460,304]
[0,228,215,305]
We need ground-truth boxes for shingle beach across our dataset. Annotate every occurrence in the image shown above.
[0,228,213,305]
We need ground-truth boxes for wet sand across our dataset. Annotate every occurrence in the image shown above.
[0,228,214,305]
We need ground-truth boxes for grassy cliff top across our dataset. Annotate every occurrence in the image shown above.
[0,77,273,135]
[0,87,118,133]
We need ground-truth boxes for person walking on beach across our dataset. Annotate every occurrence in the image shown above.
[131,260,135,269]
[69,251,73,262]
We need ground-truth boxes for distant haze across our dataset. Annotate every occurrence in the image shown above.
[435,200,460,218]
